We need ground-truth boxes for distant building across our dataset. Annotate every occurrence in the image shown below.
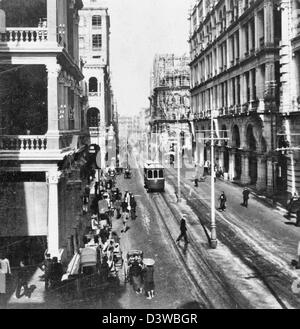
[149,54,192,165]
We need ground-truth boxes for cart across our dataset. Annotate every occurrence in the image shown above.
[124,250,143,283]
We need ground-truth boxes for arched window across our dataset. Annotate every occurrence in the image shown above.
[89,77,98,93]
[87,107,100,127]
[92,15,102,28]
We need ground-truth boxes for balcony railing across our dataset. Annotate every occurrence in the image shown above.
[1,28,48,43]
[0,135,47,151]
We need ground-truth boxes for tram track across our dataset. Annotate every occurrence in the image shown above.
[165,168,299,309]
[148,191,254,309]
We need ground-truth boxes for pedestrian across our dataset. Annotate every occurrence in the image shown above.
[39,253,52,291]
[16,260,29,298]
[203,160,209,176]
[242,188,250,207]
[176,216,188,244]
[94,181,99,196]
[82,194,89,214]
[142,258,155,299]
[91,214,100,234]
[0,255,11,294]
[287,193,298,217]
[130,193,137,220]
[296,210,300,227]
[129,259,143,294]
[219,191,227,211]
[49,257,63,290]
[114,197,121,219]
[121,210,129,233]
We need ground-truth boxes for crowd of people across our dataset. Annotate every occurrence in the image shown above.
[80,167,156,300]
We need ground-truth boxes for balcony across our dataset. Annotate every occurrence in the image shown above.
[1,27,48,43]
[0,135,47,151]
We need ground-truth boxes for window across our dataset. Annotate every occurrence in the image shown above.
[92,15,102,28]
[159,170,163,178]
[148,171,153,179]
[89,77,98,93]
[154,170,158,179]
[92,34,102,50]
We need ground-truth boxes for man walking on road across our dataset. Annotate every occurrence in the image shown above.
[176,216,188,244]
[218,191,227,211]
[242,188,250,208]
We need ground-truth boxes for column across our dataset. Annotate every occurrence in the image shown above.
[47,0,57,43]
[254,11,259,50]
[64,77,70,130]
[248,20,253,52]
[58,74,65,131]
[264,0,274,46]
[46,62,60,149]
[249,69,253,110]
[219,146,225,171]
[241,152,251,184]
[256,156,267,191]
[229,149,236,181]
[47,169,60,258]
[256,65,265,111]
[240,73,245,105]
[266,158,274,194]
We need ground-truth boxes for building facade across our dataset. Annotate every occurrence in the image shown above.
[189,0,291,197]
[0,0,91,265]
[79,0,115,169]
[149,54,192,166]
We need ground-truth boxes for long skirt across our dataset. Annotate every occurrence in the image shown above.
[132,275,142,291]
[0,273,6,294]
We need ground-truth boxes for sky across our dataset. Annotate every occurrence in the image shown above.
[108,0,193,116]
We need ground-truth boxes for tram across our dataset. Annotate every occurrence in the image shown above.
[144,161,165,192]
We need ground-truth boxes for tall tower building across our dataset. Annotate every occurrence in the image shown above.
[79,0,114,169]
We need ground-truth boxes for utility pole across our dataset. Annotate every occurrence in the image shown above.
[196,111,228,249]
[177,127,181,202]
[210,113,217,248]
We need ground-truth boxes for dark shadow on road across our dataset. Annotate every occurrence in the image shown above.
[178,300,205,309]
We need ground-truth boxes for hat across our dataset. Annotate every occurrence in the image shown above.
[182,214,187,219]
[143,258,155,266]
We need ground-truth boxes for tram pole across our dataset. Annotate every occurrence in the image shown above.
[177,128,181,202]
[210,113,217,249]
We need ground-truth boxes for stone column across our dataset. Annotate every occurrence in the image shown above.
[64,77,70,130]
[47,0,57,43]
[264,0,274,45]
[219,146,225,170]
[254,11,259,50]
[256,156,267,191]
[47,170,60,258]
[266,158,275,194]
[241,152,251,185]
[46,62,60,149]
[256,65,265,112]
[229,149,236,181]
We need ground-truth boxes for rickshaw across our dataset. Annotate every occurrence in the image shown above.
[79,245,102,290]
[124,250,143,283]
